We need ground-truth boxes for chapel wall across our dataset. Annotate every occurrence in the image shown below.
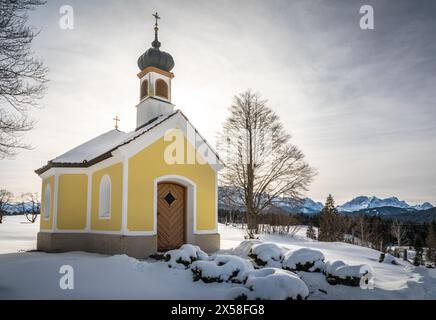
[127,134,217,233]
[57,174,88,230]
[91,162,123,232]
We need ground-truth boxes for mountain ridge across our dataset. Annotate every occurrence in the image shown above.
[337,195,433,212]
[217,186,434,216]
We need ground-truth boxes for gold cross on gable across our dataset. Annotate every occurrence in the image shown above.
[113,116,120,130]
[153,12,160,27]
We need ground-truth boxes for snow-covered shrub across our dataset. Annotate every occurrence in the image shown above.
[282,248,325,272]
[191,254,254,283]
[324,260,374,287]
[379,253,398,265]
[309,259,326,273]
[244,268,309,300]
[248,243,286,267]
[164,244,208,269]
[230,240,263,257]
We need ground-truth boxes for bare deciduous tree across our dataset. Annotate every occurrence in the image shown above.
[218,90,315,238]
[20,192,40,223]
[257,211,301,237]
[356,215,369,246]
[391,220,408,247]
[0,189,13,223]
[0,0,48,158]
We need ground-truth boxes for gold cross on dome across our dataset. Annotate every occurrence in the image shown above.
[153,12,160,27]
[113,116,120,130]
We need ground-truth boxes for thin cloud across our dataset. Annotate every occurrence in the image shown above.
[1,0,435,205]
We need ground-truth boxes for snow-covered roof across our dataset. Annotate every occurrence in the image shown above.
[35,111,179,174]
[52,130,129,164]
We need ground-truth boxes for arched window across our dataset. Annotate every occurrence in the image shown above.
[43,184,51,219]
[155,79,169,99]
[140,79,148,100]
[99,175,111,218]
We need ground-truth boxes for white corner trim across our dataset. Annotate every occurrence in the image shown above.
[85,172,92,231]
[121,157,129,234]
[214,169,218,233]
[52,174,59,232]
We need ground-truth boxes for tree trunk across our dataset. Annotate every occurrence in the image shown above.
[245,124,257,238]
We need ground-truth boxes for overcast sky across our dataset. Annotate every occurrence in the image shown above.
[1,0,435,205]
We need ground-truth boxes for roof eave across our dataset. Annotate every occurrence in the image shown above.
[35,151,113,176]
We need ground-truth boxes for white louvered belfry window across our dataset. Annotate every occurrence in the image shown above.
[99,175,111,218]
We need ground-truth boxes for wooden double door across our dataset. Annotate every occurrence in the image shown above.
[157,183,186,251]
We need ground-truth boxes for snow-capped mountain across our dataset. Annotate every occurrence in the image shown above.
[218,187,324,214]
[337,196,433,212]
[2,202,38,214]
[411,202,434,211]
[217,187,434,216]
[273,197,324,215]
[298,198,324,214]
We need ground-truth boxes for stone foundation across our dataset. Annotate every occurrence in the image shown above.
[37,232,220,259]
[193,233,220,252]
[37,232,157,259]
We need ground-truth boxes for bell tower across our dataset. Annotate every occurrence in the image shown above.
[136,12,175,130]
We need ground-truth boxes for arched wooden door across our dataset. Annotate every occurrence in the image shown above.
[157,183,186,251]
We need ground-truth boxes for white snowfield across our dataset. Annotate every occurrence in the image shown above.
[1,216,436,299]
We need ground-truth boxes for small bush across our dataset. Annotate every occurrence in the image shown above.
[324,260,373,287]
[164,244,208,269]
[191,255,254,283]
[244,268,309,300]
[248,243,286,268]
[282,248,325,272]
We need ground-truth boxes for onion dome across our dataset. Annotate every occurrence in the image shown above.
[137,12,175,72]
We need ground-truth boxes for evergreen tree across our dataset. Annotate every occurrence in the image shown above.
[306,225,317,240]
[426,221,436,264]
[413,235,424,266]
[318,194,343,242]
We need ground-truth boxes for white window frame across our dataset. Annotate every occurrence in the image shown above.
[98,174,111,219]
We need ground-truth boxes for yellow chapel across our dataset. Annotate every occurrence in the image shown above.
[35,14,222,258]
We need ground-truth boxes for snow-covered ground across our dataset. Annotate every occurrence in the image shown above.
[1,216,435,299]
[0,215,39,254]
